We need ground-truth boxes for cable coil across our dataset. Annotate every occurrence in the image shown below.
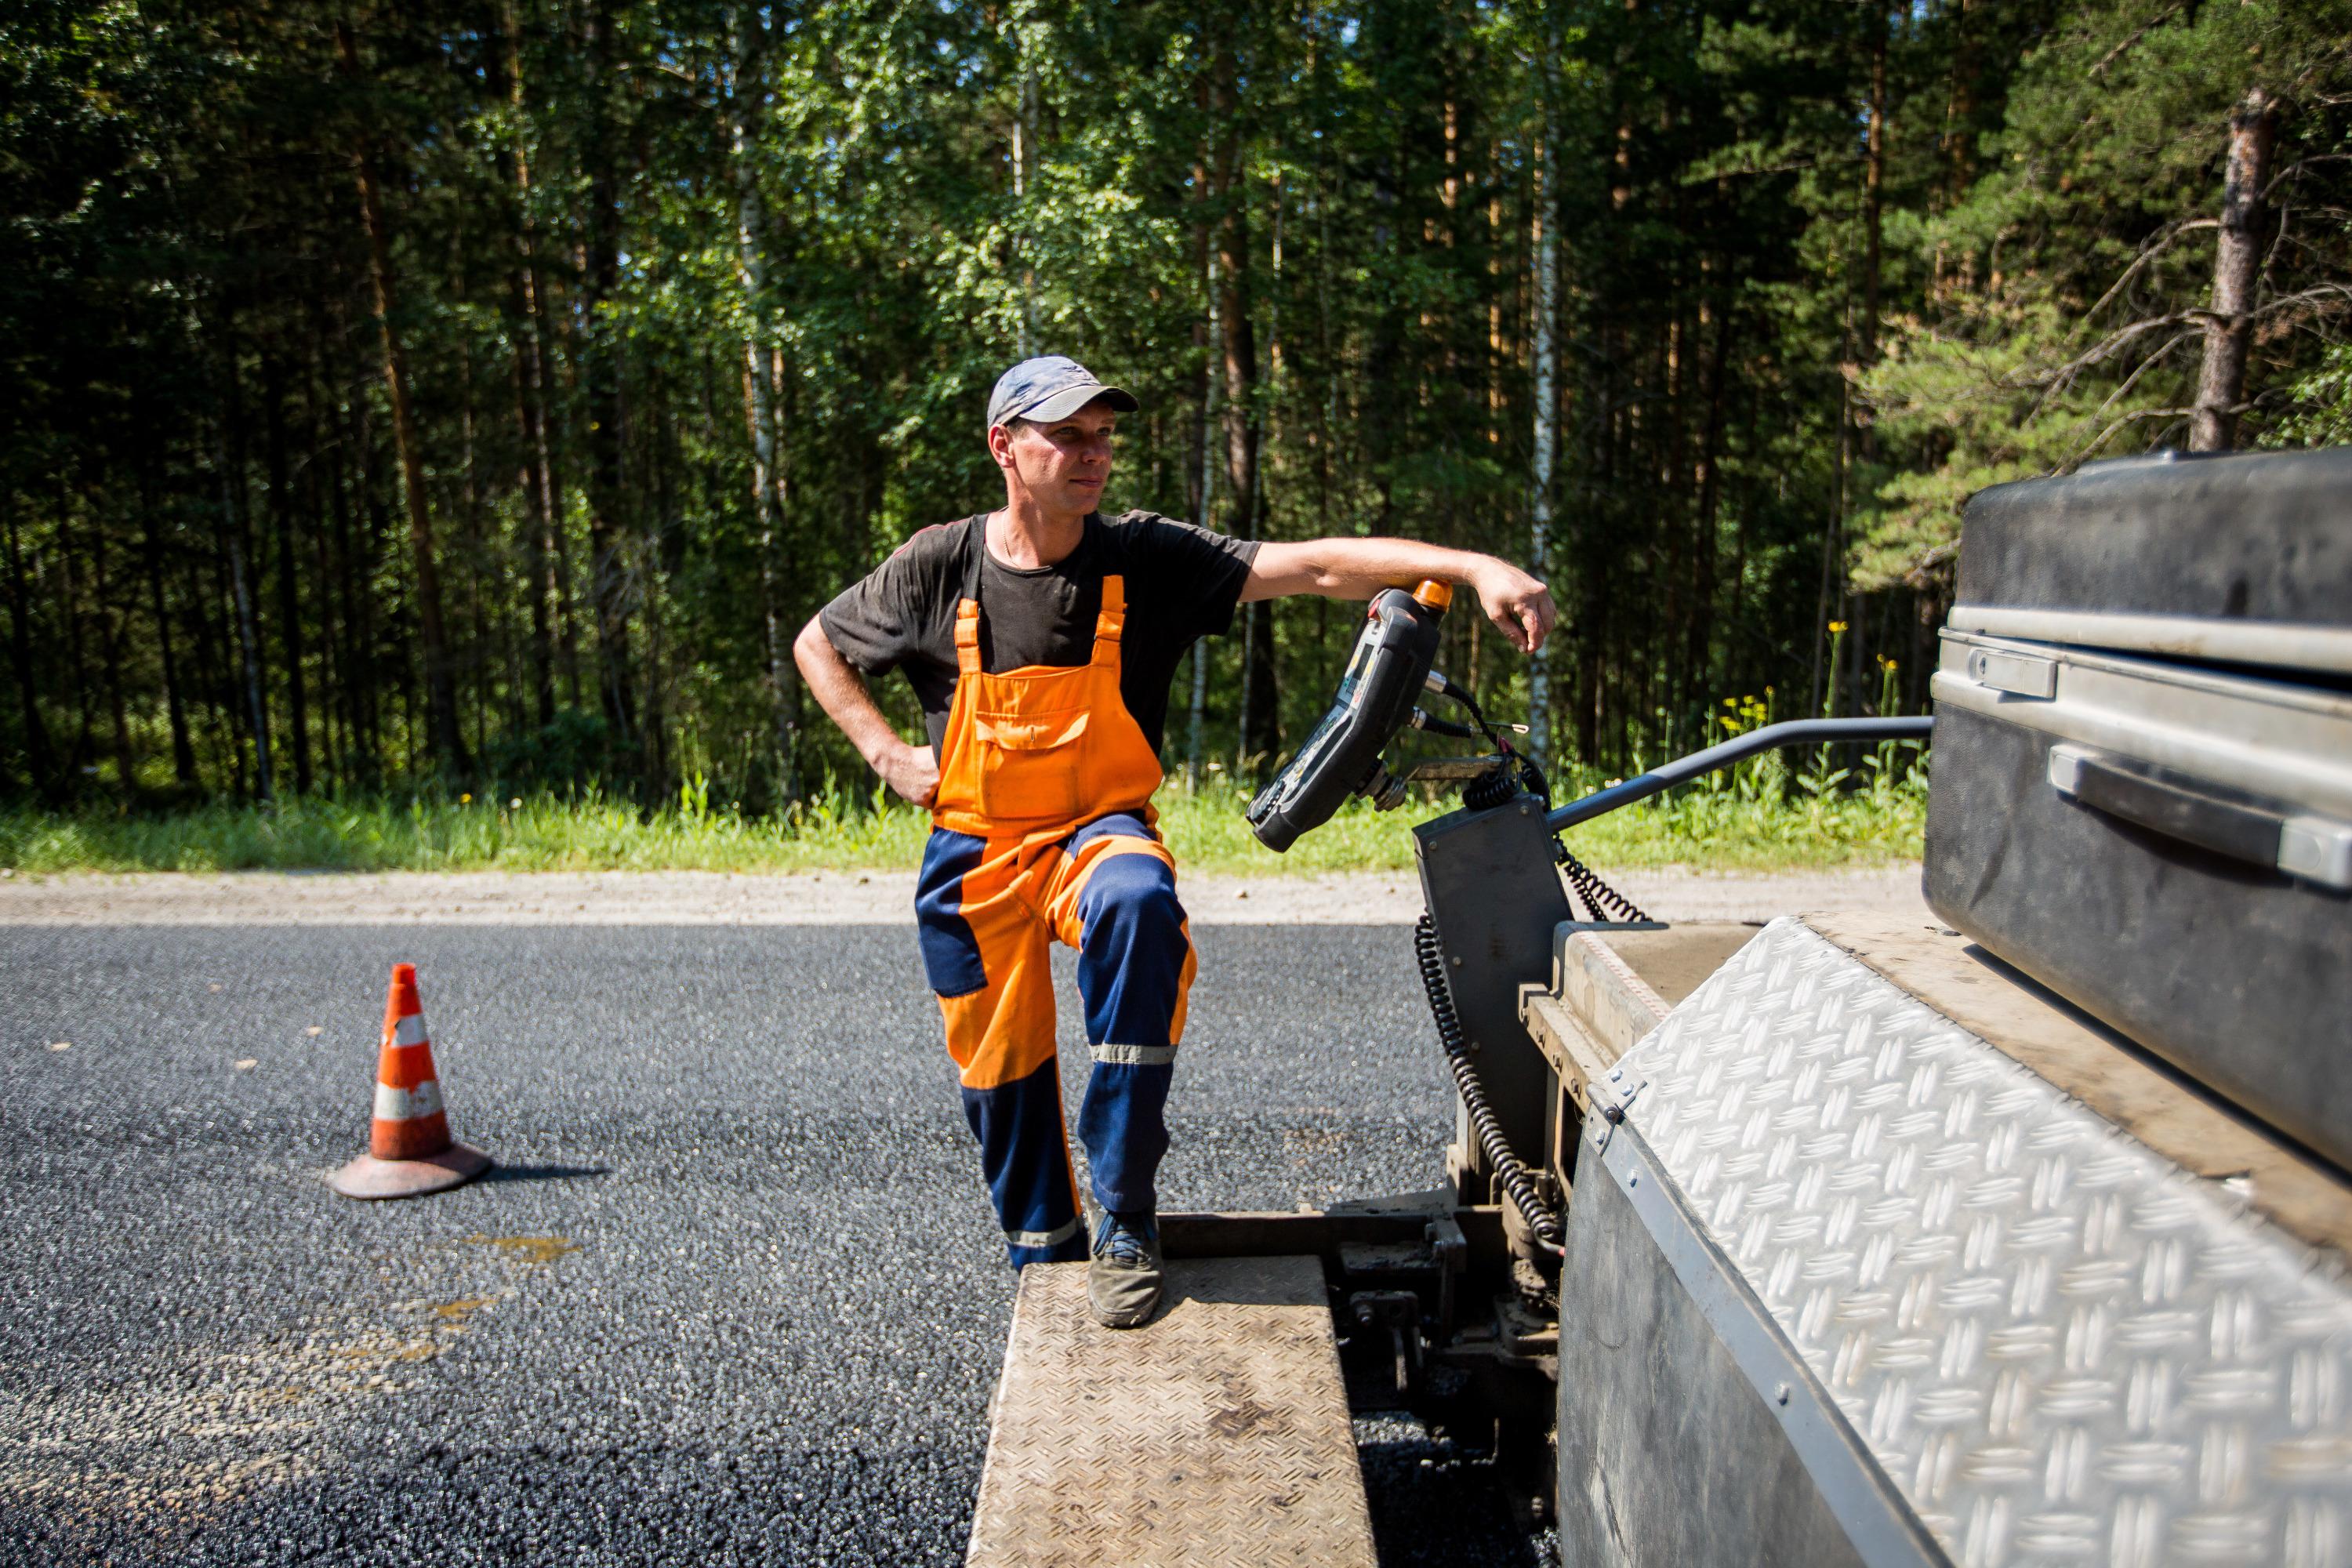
[1460,766,1519,811]
[1414,913,1564,1254]
[1557,845,1652,924]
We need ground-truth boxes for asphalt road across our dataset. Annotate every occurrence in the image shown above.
[1,924,1555,1566]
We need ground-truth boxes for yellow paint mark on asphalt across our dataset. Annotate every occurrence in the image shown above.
[433,1296,498,1322]
[465,1235,579,1265]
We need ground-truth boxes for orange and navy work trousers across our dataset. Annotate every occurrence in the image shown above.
[916,811,1199,1268]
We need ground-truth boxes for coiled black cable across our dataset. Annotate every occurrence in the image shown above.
[1432,675,1651,925]
[1414,913,1565,1254]
[1558,846,1653,924]
[1461,766,1519,811]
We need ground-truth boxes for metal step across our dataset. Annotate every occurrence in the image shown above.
[966,1254,1377,1567]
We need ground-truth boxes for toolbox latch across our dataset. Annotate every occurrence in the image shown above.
[1964,644,2059,698]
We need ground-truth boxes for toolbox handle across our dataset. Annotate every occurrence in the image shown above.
[2049,744,2352,890]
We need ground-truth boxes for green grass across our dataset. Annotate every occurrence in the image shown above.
[0,746,1926,877]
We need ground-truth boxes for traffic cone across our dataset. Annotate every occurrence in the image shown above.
[327,963,492,1200]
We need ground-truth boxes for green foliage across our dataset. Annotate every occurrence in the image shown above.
[1854,0,2352,588]
[2267,343,2352,448]
[2,0,2347,835]
[0,764,1926,877]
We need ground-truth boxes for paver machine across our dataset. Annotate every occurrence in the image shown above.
[966,448,2352,1568]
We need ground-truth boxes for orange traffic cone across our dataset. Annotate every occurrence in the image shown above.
[327,963,492,1200]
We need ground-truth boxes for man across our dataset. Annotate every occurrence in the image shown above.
[795,355,1554,1329]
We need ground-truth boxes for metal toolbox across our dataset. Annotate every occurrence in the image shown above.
[1926,448,2352,1167]
[1953,446,2352,637]
[1558,916,2352,1568]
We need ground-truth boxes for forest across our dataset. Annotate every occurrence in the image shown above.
[5,0,2350,817]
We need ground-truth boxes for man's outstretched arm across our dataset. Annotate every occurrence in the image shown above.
[1241,538,1556,654]
[792,616,941,806]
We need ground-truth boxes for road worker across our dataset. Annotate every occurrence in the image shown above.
[796,356,1555,1328]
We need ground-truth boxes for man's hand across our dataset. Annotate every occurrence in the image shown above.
[875,738,941,808]
[1243,539,1559,655]
[1468,557,1557,655]
[795,615,943,808]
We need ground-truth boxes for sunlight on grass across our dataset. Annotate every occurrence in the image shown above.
[0,738,1926,877]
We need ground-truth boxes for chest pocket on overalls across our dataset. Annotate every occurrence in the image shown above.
[933,562,1160,840]
[971,701,1091,822]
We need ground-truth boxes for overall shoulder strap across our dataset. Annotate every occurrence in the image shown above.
[953,517,986,675]
[1094,574,1127,650]
[957,514,989,604]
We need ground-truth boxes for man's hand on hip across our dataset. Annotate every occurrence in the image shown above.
[1468,557,1558,655]
[877,739,941,808]
[793,615,943,808]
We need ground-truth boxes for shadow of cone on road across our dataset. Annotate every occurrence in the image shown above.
[327,962,493,1200]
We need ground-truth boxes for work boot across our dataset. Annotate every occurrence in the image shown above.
[1087,1210,1163,1329]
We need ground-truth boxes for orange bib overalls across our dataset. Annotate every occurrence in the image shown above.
[913,539,1199,1267]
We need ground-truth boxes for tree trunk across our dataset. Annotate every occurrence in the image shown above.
[211,332,274,801]
[510,296,557,727]
[1688,289,1733,702]
[2,499,60,802]
[89,512,140,801]
[582,0,637,746]
[1210,41,1275,774]
[730,5,800,805]
[296,348,347,786]
[1860,8,1887,371]
[188,520,239,789]
[339,20,470,778]
[492,2,559,728]
[221,458,272,800]
[136,437,199,788]
[1527,34,1559,768]
[57,497,99,779]
[2190,89,2280,453]
[1936,0,1978,296]
[337,354,386,782]
[1012,20,1038,357]
[1186,207,1218,789]
[263,354,313,792]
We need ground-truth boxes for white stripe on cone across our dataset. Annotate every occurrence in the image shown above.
[391,1014,430,1048]
[373,1079,445,1122]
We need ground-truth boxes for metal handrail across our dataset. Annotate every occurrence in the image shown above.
[1545,717,1936,832]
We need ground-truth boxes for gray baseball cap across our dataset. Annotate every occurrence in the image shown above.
[986,355,1140,430]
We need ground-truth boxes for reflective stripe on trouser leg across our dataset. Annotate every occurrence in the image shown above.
[924,829,1086,1269]
[1056,830,1196,1215]
[959,1059,1088,1267]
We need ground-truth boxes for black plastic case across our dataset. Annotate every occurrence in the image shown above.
[1926,451,2352,1169]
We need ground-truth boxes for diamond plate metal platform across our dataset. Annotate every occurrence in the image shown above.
[966,1254,1376,1568]
[1590,916,2352,1568]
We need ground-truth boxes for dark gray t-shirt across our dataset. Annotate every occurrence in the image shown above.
[818,511,1261,757]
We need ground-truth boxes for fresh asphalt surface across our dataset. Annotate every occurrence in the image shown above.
[1,924,1554,1566]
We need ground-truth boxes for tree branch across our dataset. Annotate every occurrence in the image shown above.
[2085,218,2216,322]
[2089,3,2183,78]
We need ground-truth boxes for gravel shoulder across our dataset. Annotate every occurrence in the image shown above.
[0,865,1929,927]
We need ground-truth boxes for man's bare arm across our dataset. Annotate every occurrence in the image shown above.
[792,616,941,806]
[1242,537,1556,654]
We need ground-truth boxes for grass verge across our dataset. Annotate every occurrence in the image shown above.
[0,752,1926,877]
